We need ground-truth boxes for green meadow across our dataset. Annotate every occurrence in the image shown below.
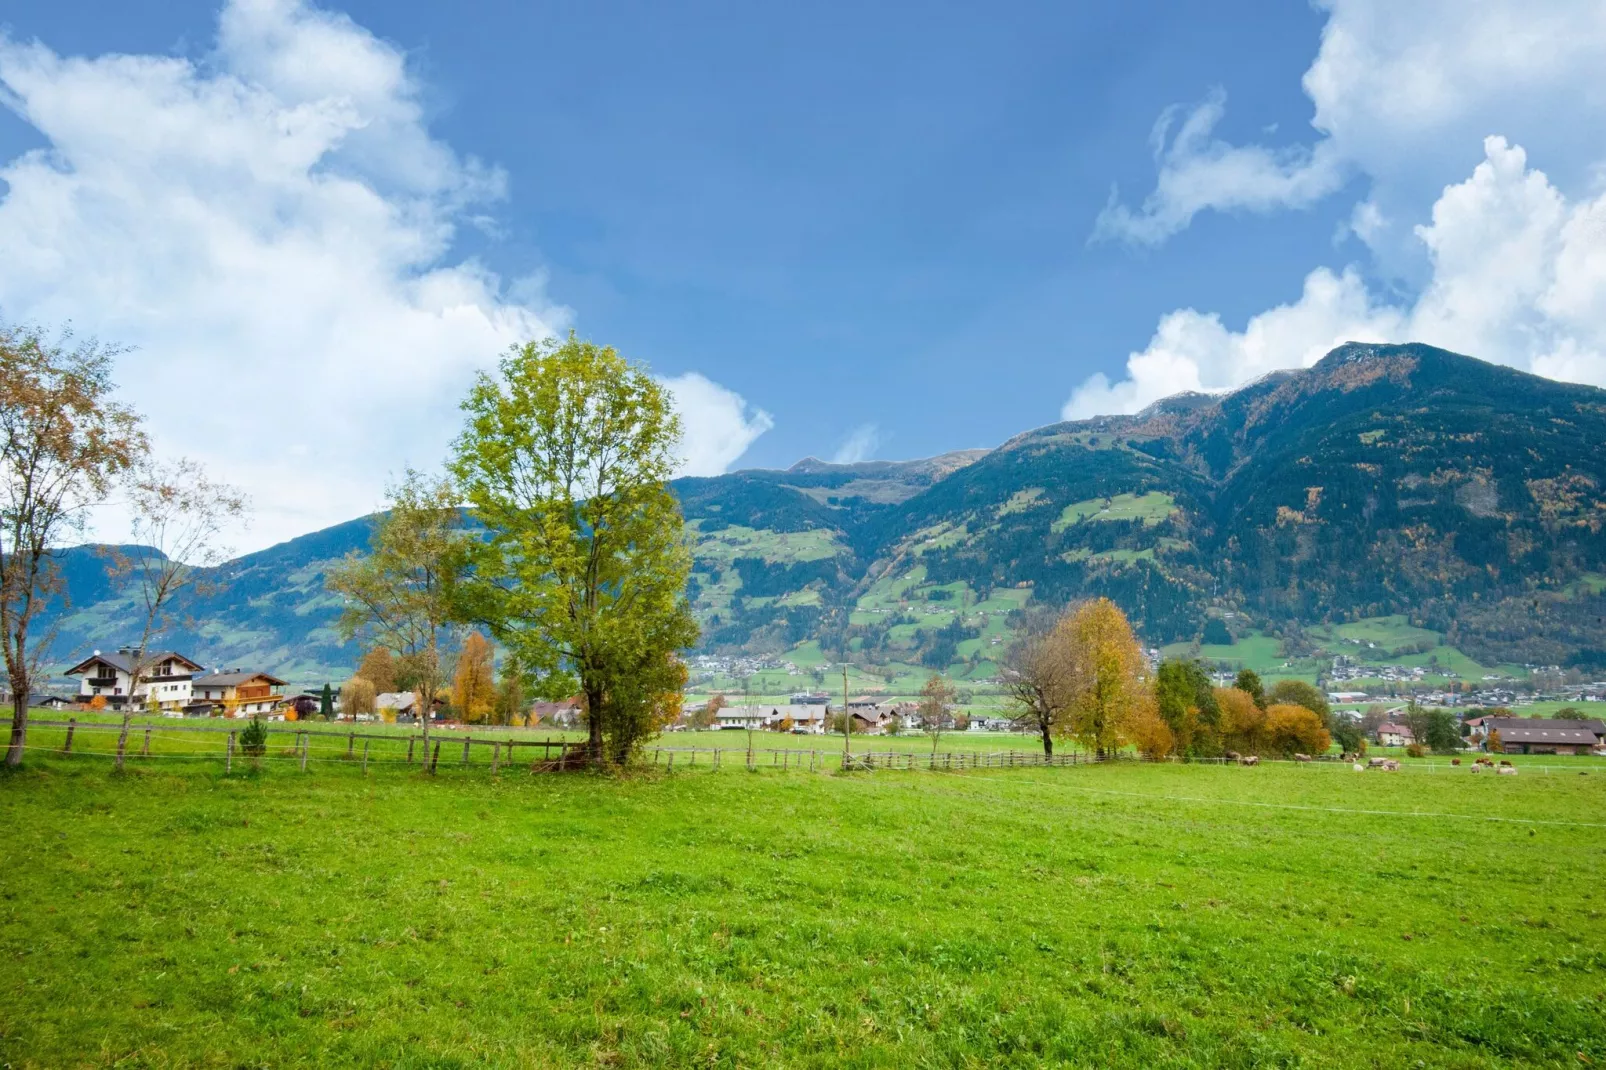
[3,746,1605,1067]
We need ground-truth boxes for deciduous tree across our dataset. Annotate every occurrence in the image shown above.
[356,647,398,694]
[448,333,698,765]
[115,457,247,714]
[493,669,525,726]
[1215,686,1266,755]
[1061,598,1150,759]
[1265,703,1332,756]
[1233,669,1265,709]
[1156,658,1221,756]
[340,676,376,718]
[919,672,956,756]
[2,325,146,766]
[453,631,496,723]
[1268,679,1332,728]
[325,471,465,752]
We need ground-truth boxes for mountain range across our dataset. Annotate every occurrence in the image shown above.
[37,343,1606,689]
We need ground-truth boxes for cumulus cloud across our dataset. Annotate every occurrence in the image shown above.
[1065,137,1606,419]
[831,424,882,465]
[1098,0,1606,249]
[0,0,769,549]
[658,372,774,477]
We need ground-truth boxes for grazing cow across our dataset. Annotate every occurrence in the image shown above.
[1451,758,1461,766]
[1352,763,1364,772]
[1294,753,1312,763]
[1498,765,1518,776]
[1499,760,1513,767]
[1470,763,1482,773]
[1225,751,1242,761]
[1239,755,1260,766]
[1368,757,1390,769]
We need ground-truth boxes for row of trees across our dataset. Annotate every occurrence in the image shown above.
[1001,599,1335,759]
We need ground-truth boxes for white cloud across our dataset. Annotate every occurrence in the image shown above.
[0,0,769,550]
[831,424,882,464]
[1098,0,1606,249]
[1065,136,1606,419]
[1093,88,1347,246]
[658,372,773,477]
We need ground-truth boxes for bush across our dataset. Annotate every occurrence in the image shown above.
[239,716,268,758]
[1404,742,1426,758]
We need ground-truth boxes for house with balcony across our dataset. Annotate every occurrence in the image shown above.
[64,648,205,712]
[188,671,288,718]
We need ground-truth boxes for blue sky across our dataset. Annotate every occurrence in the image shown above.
[2,1,1604,547]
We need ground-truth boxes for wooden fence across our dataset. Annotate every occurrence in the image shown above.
[20,717,1100,775]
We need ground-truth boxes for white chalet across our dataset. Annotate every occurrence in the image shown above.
[64,649,204,713]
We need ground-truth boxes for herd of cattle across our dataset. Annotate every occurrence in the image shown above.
[1220,751,1523,774]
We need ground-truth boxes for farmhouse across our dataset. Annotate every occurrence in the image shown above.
[1482,717,1606,756]
[64,649,205,712]
[715,705,770,730]
[1375,722,1414,747]
[189,671,287,717]
[529,699,582,726]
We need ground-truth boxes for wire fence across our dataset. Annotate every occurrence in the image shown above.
[11,717,1603,778]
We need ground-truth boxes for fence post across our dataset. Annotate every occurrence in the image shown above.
[141,726,152,757]
[362,739,370,775]
[348,731,355,759]
[429,740,441,774]
[226,730,235,773]
[462,736,471,765]
[714,748,721,770]
[300,735,309,772]
[115,714,131,772]
[407,737,416,765]
[667,751,675,772]
[63,717,76,755]
[491,741,501,775]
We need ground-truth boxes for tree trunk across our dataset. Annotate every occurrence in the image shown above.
[1040,719,1053,757]
[5,692,26,768]
[584,682,604,765]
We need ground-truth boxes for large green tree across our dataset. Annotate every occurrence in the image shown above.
[449,333,698,765]
[1155,658,1221,756]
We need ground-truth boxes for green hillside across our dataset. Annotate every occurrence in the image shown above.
[34,344,1606,690]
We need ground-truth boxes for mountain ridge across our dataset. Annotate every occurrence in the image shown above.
[34,343,1606,686]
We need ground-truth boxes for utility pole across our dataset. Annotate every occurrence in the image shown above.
[842,664,850,765]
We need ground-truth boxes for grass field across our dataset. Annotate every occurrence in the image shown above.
[3,748,1605,1067]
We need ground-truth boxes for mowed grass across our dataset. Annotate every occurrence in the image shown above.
[3,757,1605,1068]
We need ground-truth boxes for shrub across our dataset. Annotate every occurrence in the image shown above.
[239,715,268,757]
[1404,742,1426,758]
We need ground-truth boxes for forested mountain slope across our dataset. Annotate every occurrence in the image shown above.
[35,344,1606,686]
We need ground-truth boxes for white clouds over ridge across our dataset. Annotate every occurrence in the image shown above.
[0,0,769,549]
[1070,0,1606,420]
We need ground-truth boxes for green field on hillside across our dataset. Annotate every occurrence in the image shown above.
[3,750,1605,1067]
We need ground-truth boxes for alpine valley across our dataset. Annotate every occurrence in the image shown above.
[38,343,1606,691]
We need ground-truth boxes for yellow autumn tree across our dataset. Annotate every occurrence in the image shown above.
[1215,686,1266,755]
[1265,703,1332,756]
[452,631,496,724]
[1059,598,1151,758]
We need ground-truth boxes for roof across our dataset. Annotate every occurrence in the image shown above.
[64,650,203,676]
[1484,718,1605,745]
[375,691,417,710]
[1376,722,1414,736]
[192,671,287,687]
